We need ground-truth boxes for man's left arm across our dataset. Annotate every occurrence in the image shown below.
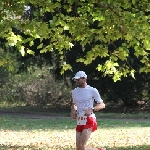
[93,101,105,111]
[93,88,105,111]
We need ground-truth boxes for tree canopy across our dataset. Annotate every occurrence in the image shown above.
[0,0,150,81]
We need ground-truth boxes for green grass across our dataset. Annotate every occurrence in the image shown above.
[95,112,150,119]
[0,115,150,150]
[0,105,149,119]
[0,116,149,131]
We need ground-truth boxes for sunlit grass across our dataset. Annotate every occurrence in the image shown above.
[0,116,150,150]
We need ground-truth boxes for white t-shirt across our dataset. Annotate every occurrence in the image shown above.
[72,85,103,113]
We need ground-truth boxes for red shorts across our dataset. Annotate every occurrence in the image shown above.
[76,116,97,132]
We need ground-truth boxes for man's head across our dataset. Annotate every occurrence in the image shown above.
[73,71,87,88]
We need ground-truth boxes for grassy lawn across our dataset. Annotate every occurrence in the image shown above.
[0,115,150,150]
[0,105,150,119]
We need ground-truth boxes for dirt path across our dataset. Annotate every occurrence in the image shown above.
[0,112,150,122]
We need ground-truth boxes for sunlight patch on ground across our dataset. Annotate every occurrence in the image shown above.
[0,128,150,149]
[88,127,150,148]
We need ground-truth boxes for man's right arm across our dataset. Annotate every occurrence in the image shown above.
[71,103,77,119]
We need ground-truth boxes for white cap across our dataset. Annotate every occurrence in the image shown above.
[73,71,87,79]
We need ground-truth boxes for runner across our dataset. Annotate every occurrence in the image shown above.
[71,71,105,150]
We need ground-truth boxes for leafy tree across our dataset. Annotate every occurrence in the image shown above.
[0,38,18,88]
[0,0,150,81]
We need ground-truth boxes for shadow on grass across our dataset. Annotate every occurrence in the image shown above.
[0,115,150,131]
[108,145,150,150]
[0,116,75,131]
[0,145,76,150]
[0,145,38,150]
[0,144,150,150]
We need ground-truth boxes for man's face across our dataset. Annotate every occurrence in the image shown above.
[75,77,86,87]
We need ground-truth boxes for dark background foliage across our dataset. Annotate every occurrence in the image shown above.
[0,1,150,113]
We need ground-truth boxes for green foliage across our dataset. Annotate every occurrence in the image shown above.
[0,43,19,89]
[0,48,17,72]
[97,72,150,108]
[0,66,9,88]
[0,0,150,81]
[0,64,72,108]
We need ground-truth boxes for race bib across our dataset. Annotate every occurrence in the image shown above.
[77,114,87,125]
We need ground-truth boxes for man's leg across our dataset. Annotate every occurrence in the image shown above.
[76,131,82,150]
[76,128,92,150]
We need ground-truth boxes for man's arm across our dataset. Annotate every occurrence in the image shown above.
[92,88,105,111]
[71,103,77,119]
[93,101,105,111]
